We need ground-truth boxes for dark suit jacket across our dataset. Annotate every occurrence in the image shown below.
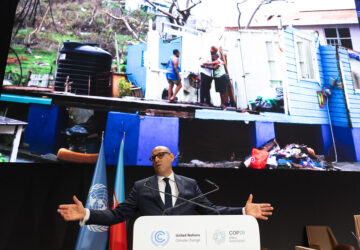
[88,174,243,226]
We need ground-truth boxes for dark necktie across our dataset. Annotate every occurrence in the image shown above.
[163,178,173,209]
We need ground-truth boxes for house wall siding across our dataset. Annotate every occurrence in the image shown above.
[283,27,329,124]
[319,46,347,128]
[338,47,360,128]
[319,45,360,128]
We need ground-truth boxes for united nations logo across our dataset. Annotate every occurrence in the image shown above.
[213,229,226,244]
[151,230,170,246]
[86,184,108,233]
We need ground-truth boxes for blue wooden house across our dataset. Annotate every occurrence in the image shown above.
[195,26,360,162]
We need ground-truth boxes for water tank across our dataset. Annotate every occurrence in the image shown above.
[54,42,113,96]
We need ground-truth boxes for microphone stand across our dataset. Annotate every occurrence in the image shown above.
[144,179,220,215]
[162,179,219,215]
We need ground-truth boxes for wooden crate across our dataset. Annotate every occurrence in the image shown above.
[131,87,144,98]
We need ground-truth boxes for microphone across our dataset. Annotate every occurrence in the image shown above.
[204,179,218,188]
[162,179,219,215]
[144,179,220,215]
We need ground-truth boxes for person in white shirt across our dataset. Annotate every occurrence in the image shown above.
[199,46,220,106]
[202,52,228,109]
[199,56,213,105]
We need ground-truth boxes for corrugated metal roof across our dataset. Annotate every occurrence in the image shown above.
[242,9,358,28]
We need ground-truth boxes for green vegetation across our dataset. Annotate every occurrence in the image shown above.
[0,153,7,162]
[5,46,57,85]
[5,0,153,86]
[118,78,132,97]
[43,32,80,44]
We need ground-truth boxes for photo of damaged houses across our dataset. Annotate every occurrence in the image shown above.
[1,0,360,171]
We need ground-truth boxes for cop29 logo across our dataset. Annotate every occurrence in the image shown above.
[151,230,170,246]
[213,229,226,245]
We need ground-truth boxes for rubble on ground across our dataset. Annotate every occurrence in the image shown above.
[245,139,339,171]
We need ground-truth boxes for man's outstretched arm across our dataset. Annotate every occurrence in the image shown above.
[58,195,86,221]
[245,194,274,220]
[58,184,138,226]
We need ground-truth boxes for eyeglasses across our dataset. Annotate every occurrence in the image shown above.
[149,152,170,161]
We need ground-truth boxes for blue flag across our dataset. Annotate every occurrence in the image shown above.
[109,134,127,250]
[75,141,109,250]
[114,134,125,203]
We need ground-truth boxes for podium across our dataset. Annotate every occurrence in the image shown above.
[133,215,260,250]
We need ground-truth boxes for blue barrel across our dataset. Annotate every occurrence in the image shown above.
[54,41,113,96]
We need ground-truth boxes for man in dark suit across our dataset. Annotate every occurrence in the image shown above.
[58,146,273,225]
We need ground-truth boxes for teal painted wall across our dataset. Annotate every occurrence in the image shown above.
[126,43,147,94]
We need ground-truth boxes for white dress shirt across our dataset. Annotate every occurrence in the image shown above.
[157,172,179,206]
[199,55,213,77]
[80,172,179,226]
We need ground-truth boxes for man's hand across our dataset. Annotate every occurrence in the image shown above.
[57,195,86,221]
[245,194,273,220]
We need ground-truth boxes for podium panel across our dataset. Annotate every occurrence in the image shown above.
[133,215,260,250]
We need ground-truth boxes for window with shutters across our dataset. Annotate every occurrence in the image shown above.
[324,28,353,49]
[294,32,319,82]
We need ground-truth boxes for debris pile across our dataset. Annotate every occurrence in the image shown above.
[249,87,284,113]
[244,139,338,171]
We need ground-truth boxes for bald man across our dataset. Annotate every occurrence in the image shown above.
[58,146,273,225]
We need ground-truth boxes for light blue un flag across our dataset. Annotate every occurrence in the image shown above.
[75,141,109,250]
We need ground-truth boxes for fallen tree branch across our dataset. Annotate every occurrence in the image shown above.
[104,10,145,43]
[144,0,177,20]
[88,5,97,25]
[13,0,35,38]
[138,11,149,33]
[48,0,59,32]
[26,5,50,54]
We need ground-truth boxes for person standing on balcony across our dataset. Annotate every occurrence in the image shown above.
[166,49,182,103]
[199,46,218,106]
[202,53,228,109]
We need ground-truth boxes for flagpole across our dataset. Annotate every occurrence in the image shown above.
[109,132,127,250]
